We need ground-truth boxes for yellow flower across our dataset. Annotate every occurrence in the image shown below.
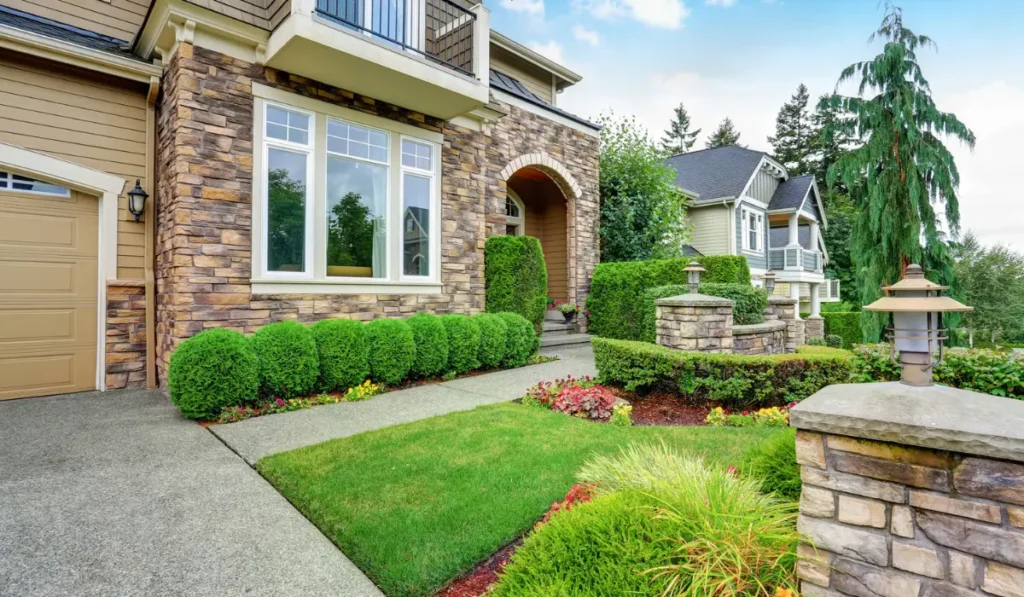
[775,588,794,597]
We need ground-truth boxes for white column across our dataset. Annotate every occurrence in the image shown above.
[790,281,802,320]
[471,4,490,83]
[808,220,820,250]
[788,213,799,246]
[809,282,821,318]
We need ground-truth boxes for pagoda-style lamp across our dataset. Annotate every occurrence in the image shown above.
[127,179,148,223]
[763,270,777,295]
[683,260,706,294]
[864,264,972,387]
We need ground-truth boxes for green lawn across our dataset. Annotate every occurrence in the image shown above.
[258,403,784,597]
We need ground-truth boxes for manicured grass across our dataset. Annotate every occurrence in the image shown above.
[258,403,784,597]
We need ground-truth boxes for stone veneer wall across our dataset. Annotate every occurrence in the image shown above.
[766,296,805,352]
[792,383,1024,597]
[806,316,825,341]
[105,281,147,390]
[154,43,599,381]
[732,320,787,355]
[654,296,734,353]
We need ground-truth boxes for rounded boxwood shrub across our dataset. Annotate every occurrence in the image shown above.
[168,328,259,420]
[496,312,535,367]
[365,318,416,385]
[826,334,844,349]
[407,313,449,378]
[251,320,319,399]
[474,313,508,369]
[441,315,481,374]
[311,319,369,392]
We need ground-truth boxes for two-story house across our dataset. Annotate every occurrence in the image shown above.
[0,0,600,400]
[666,146,841,315]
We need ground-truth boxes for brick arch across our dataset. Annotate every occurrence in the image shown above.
[499,153,582,201]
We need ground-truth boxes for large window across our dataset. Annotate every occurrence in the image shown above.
[741,207,764,253]
[254,88,441,293]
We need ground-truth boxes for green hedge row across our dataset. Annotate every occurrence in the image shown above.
[587,255,751,340]
[823,312,863,348]
[592,337,853,407]
[637,282,768,343]
[852,344,1023,399]
[168,312,538,420]
[485,236,548,333]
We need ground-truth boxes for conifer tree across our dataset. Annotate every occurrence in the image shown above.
[810,94,855,192]
[704,117,741,149]
[820,3,975,339]
[660,103,701,154]
[768,83,814,175]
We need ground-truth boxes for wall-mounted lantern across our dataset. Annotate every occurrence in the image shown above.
[763,270,777,295]
[864,264,972,387]
[127,179,148,223]
[683,260,705,294]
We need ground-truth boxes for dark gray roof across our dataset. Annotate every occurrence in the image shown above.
[768,175,814,211]
[770,224,812,249]
[681,245,703,257]
[664,146,766,204]
[0,4,143,60]
[489,69,600,130]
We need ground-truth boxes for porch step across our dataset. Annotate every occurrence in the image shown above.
[545,309,565,322]
[540,333,592,349]
[543,321,575,336]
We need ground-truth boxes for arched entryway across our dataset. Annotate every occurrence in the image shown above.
[500,153,581,304]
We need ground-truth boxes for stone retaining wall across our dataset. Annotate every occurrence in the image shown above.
[732,320,787,355]
[791,383,1024,597]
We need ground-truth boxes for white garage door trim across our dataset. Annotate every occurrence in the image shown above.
[0,142,125,392]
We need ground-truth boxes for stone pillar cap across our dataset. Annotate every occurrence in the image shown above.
[768,295,799,304]
[791,382,1024,462]
[654,293,734,308]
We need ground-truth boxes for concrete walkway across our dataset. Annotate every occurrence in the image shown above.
[0,390,384,597]
[213,344,596,465]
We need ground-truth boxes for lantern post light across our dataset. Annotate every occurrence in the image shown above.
[683,260,706,294]
[864,264,972,387]
[127,179,148,223]
[763,270,777,295]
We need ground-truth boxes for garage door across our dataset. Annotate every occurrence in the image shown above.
[0,185,98,400]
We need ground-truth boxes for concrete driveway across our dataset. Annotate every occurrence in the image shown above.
[0,389,383,597]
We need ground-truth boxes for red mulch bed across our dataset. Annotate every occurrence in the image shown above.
[605,387,711,427]
[435,539,522,597]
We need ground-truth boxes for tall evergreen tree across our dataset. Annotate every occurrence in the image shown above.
[810,93,856,192]
[768,83,814,175]
[819,3,975,339]
[705,117,741,148]
[660,103,701,155]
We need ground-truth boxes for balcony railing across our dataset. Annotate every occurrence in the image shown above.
[769,247,823,273]
[773,279,841,302]
[315,0,475,76]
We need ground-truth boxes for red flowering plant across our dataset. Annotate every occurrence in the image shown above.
[521,375,596,409]
[552,384,617,421]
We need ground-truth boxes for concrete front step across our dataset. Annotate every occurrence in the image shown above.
[545,309,577,323]
[543,321,575,335]
[540,333,592,348]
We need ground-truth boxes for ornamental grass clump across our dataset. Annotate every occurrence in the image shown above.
[168,327,258,420]
[251,320,319,399]
[742,429,801,502]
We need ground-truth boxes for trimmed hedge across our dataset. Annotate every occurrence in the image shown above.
[485,236,548,332]
[593,337,853,406]
[639,284,690,343]
[407,314,449,378]
[853,344,1024,398]
[474,313,508,369]
[587,255,750,340]
[365,318,417,385]
[312,319,369,392]
[441,315,482,374]
[497,312,535,367]
[823,312,863,348]
[700,283,767,325]
[251,321,319,399]
[168,328,259,420]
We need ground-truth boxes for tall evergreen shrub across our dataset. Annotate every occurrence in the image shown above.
[485,236,548,332]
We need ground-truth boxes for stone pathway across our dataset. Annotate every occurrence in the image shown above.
[212,344,596,465]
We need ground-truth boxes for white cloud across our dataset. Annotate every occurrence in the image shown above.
[574,0,690,30]
[706,0,737,6]
[527,41,567,65]
[572,25,600,46]
[499,0,544,17]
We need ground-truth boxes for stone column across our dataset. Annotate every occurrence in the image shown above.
[806,283,824,341]
[791,383,1024,597]
[654,294,734,353]
[767,295,803,352]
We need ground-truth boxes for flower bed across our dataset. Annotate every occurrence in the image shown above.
[521,376,632,425]
[705,404,795,428]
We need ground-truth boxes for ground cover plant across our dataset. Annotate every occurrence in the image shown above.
[257,402,784,597]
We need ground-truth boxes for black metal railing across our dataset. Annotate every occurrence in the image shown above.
[315,0,476,76]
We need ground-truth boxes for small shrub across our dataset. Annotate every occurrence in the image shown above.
[407,314,449,378]
[823,311,863,348]
[705,405,793,428]
[742,429,801,502]
[365,318,416,385]
[807,337,826,346]
[852,343,1024,398]
[485,236,548,332]
[496,312,536,367]
[699,282,767,325]
[521,375,596,409]
[826,334,844,348]
[552,385,617,420]
[441,315,481,374]
[311,319,369,392]
[168,328,259,420]
[251,321,319,399]
[610,403,633,426]
[474,313,508,369]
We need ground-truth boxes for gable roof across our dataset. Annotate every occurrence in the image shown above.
[0,4,143,58]
[664,146,767,205]
[768,175,813,211]
[488,69,600,130]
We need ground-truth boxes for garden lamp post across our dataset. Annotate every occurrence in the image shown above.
[683,261,705,294]
[127,179,148,223]
[864,264,972,387]
[763,270,777,295]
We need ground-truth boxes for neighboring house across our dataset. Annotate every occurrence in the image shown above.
[0,0,600,400]
[665,146,841,314]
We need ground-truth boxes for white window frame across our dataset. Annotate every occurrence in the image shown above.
[0,170,71,197]
[260,100,316,280]
[251,83,443,295]
[741,207,764,254]
[505,189,525,236]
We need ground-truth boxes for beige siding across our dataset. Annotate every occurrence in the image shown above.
[4,0,149,41]
[189,0,273,29]
[490,46,554,104]
[267,0,291,29]
[688,204,730,256]
[0,52,149,279]
[745,169,779,204]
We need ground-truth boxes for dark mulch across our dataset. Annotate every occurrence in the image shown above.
[617,390,710,426]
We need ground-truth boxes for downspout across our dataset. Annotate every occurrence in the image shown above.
[145,74,160,389]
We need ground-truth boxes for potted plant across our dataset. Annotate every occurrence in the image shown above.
[555,301,581,324]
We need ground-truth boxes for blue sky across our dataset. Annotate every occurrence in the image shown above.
[490,0,1024,250]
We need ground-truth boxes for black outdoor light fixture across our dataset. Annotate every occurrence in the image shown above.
[763,270,777,295]
[127,179,148,222]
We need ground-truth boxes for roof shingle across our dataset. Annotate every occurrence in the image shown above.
[0,5,143,61]
[768,175,813,211]
[489,69,600,130]
[664,146,766,204]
